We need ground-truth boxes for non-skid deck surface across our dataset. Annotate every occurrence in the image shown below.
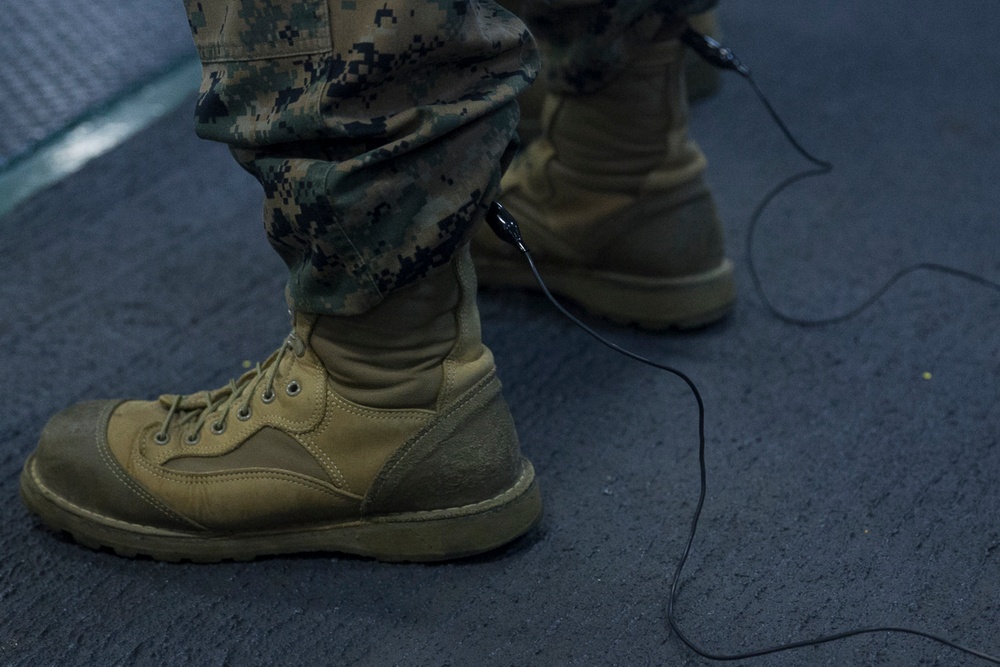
[0,0,194,168]
[2,1,999,665]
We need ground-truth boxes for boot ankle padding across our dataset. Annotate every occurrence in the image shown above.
[310,271,458,410]
[363,372,521,515]
[309,247,492,411]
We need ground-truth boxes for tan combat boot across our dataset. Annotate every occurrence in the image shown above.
[20,247,541,562]
[496,2,723,143]
[474,30,734,330]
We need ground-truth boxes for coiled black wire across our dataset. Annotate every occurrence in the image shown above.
[488,29,1000,664]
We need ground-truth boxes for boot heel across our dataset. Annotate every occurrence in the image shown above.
[348,463,542,562]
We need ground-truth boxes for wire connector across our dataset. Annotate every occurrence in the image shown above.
[680,25,751,78]
[486,201,529,254]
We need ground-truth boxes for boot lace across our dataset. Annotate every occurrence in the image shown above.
[153,332,306,446]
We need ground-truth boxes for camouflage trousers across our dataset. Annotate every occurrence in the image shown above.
[184,0,716,315]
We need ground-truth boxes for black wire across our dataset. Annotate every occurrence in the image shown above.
[672,70,1000,662]
[742,75,1000,325]
[523,250,1000,665]
[499,49,1000,665]
[685,68,1000,662]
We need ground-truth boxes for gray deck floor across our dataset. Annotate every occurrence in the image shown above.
[2,1,999,665]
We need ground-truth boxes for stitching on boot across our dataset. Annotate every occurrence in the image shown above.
[297,388,434,496]
[92,401,198,527]
[133,434,348,494]
[260,352,327,432]
[361,370,500,513]
[94,401,200,527]
[300,399,354,491]
[29,462,201,534]
[440,263,462,409]
[372,464,532,521]
[326,391,434,419]
[134,455,353,497]
[439,256,469,410]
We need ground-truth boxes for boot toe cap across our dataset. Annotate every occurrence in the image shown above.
[23,400,193,532]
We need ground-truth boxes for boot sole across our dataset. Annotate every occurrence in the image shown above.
[477,255,735,330]
[20,455,542,563]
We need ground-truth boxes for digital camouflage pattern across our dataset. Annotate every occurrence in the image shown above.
[183,0,714,314]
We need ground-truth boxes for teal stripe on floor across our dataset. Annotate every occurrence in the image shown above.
[0,57,201,219]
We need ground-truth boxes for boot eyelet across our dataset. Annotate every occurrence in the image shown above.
[185,433,200,446]
[261,388,276,404]
[237,406,252,421]
[211,421,226,435]
[153,432,169,445]
[286,380,301,397]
